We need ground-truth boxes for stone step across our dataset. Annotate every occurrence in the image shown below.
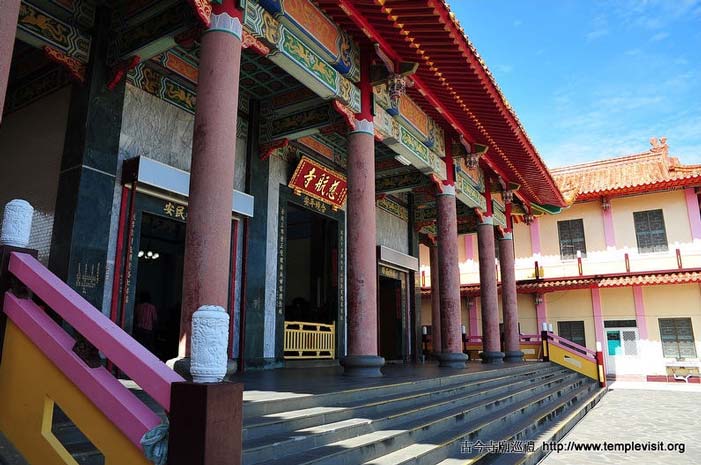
[364,379,601,465]
[243,367,570,464]
[243,364,566,443]
[242,364,550,419]
[440,381,602,465]
[254,370,588,465]
[486,385,607,465]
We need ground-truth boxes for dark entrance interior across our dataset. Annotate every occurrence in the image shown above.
[284,203,338,324]
[379,276,403,361]
[133,212,185,361]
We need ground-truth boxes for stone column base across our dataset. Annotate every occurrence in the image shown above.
[504,351,524,363]
[341,355,385,377]
[168,357,238,381]
[437,352,468,368]
[481,351,505,364]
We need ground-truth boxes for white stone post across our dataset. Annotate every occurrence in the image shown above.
[190,305,229,383]
[0,199,33,248]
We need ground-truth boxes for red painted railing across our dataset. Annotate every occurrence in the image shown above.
[541,331,606,387]
[8,252,184,410]
[546,333,597,359]
[464,334,544,361]
[2,252,184,453]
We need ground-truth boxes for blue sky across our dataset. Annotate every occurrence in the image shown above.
[453,0,701,168]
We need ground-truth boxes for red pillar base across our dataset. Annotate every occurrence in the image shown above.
[437,352,468,368]
[342,355,385,377]
[504,351,524,363]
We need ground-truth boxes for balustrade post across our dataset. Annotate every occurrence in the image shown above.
[167,382,244,465]
[0,200,37,362]
[541,323,550,362]
[595,341,606,388]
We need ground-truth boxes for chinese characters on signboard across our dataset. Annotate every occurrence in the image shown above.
[288,156,347,211]
[163,201,187,220]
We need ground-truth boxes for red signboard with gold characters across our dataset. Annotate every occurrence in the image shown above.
[288,156,348,211]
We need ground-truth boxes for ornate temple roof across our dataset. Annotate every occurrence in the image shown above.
[315,0,566,209]
[552,137,701,202]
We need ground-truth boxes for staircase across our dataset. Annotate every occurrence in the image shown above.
[241,363,605,465]
[1,363,604,465]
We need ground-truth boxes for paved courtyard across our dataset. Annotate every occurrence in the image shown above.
[540,382,701,465]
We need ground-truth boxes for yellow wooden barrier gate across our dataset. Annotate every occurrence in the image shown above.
[284,321,335,359]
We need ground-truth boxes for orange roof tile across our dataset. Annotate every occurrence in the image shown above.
[551,138,701,201]
[420,269,701,296]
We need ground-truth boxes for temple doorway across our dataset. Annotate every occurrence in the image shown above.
[379,276,403,361]
[133,212,185,362]
[283,202,339,359]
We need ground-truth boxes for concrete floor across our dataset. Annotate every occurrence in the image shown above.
[539,382,701,465]
[228,361,533,403]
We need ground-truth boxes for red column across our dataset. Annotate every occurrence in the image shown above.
[499,230,523,362]
[0,0,21,122]
[429,244,442,354]
[178,2,242,363]
[343,46,384,377]
[477,192,504,363]
[435,143,467,368]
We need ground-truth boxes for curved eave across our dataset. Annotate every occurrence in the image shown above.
[572,176,701,202]
[316,0,566,208]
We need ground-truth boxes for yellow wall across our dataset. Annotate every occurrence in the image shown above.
[518,294,538,335]
[600,287,636,320]
[457,234,467,264]
[547,289,596,349]
[612,190,691,250]
[513,221,532,260]
[642,284,701,343]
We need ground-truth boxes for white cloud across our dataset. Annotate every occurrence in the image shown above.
[586,29,609,41]
[650,31,670,41]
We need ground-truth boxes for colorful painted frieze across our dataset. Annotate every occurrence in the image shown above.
[152,49,199,84]
[127,64,197,114]
[377,196,410,222]
[267,104,337,140]
[456,170,487,211]
[492,199,507,227]
[17,1,90,62]
[258,0,360,81]
[244,1,360,112]
[373,84,445,158]
[297,136,334,162]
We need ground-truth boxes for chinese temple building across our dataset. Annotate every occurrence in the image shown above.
[421,138,701,383]
[0,0,567,372]
[0,1,612,464]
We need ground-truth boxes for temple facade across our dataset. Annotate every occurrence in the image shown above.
[0,0,566,374]
[421,138,701,382]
